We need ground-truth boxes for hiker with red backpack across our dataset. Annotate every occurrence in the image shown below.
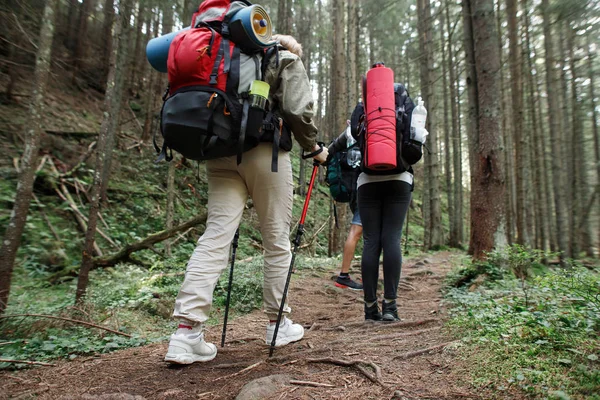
[350,64,427,321]
[149,0,328,364]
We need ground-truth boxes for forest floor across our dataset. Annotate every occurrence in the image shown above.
[0,251,510,400]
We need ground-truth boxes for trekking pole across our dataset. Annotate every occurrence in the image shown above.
[404,200,410,256]
[269,144,324,357]
[221,228,240,347]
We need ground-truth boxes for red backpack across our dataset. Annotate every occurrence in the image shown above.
[157,0,289,171]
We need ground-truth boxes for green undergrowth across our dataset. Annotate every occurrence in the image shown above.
[445,245,600,399]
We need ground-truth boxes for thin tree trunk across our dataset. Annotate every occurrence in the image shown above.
[142,12,159,142]
[72,0,97,84]
[467,0,507,259]
[535,55,557,252]
[165,162,176,256]
[495,0,513,245]
[129,1,145,93]
[331,0,348,254]
[522,0,547,250]
[587,35,600,255]
[568,28,592,257]
[440,7,453,246]
[101,0,115,87]
[541,0,568,263]
[0,0,59,315]
[418,0,442,250]
[76,0,134,302]
[445,2,461,247]
[462,0,479,255]
[506,0,526,245]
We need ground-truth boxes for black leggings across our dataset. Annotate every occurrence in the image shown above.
[358,180,412,303]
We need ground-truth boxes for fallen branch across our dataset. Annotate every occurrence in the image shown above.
[214,361,263,381]
[289,380,335,388]
[0,358,55,367]
[211,360,261,369]
[307,357,384,386]
[392,340,459,360]
[0,314,132,338]
[59,141,97,178]
[299,218,330,250]
[92,212,207,268]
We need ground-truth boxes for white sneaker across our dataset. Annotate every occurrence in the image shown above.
[164,332,217,364]
[265,317,304,347]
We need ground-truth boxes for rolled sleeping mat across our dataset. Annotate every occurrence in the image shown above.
[363,64,397,170]
[229,5,276,53]
[146,28,190,73]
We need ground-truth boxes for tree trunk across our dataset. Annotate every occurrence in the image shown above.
[506,0,526,245]
[331,0,348,254]
[587,35,600,255]
[101,0,115,87]
[462,0,479,255]
[76,0,134,303]
[417,0,442,250]
[522,0,547,250]
[446,1,462,247]
[142,12,159,142]
[466,0,507,260]
[347,0,359,111]
[129,2,145,93]
[165,162,176,256]
[72,0,97,84]
[568,28,592,257]
[440,7,453,247]
[0,0,59,315]
[541,0,568,263]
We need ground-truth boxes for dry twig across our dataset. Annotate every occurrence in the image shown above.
[307,357,384,386]
[214,361,263,381]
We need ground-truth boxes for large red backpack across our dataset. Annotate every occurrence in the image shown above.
[157,0,289,171]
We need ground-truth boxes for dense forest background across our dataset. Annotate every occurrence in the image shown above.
[0,0,599,398]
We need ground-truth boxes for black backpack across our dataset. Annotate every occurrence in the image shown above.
[353,83,422,175]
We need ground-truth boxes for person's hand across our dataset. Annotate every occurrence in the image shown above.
[312,143,329,164]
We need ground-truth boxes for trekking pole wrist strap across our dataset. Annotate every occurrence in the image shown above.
[302,142,324,160]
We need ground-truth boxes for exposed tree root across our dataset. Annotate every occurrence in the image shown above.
[307,357,384,386]
[392,340,459,360]
[289,380,335,388]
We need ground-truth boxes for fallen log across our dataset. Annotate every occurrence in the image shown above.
[92,212,207,267]
[0,314,131,337]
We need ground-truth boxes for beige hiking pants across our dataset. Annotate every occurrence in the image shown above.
[173,143,293,323]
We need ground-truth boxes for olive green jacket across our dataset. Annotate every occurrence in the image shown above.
[263,48,319,152]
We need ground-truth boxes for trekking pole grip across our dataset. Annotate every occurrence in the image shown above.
[302,142,325,160]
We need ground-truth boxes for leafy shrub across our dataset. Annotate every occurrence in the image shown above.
[446,257,600,398]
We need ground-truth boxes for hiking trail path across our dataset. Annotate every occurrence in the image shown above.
[1,252,492,400]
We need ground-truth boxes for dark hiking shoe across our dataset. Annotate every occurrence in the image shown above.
[335,275,363,290]
[381,300,400,321]
[364,302,382,321]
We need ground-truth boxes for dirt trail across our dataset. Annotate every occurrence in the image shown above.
[0,252,482,400]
